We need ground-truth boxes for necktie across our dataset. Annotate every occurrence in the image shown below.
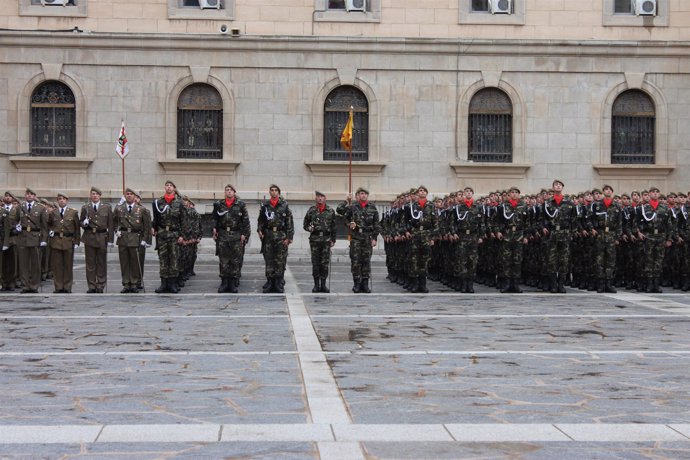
[93,204,97,212]
[27,203,32,212]
[60,208,64,218]
[128,205,132,213]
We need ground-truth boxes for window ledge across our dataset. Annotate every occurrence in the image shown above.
[159,159,239,174]
[19,4,87,17]
[167,0,235,20]
[450,162,530,178]
[10,157,93,172]
[314,10,381,23]
[305,161,386,176]
[593,164,675,178]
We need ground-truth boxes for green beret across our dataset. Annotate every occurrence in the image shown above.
[356,187,369,194]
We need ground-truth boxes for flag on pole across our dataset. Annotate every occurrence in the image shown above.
[115,121,129,159]
[340,109,353,152]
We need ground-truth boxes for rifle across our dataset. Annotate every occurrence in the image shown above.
[259,195,266,254]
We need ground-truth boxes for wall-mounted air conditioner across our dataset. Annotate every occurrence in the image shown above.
[489,0,512,14]
[41,0,68,6]
[199,0,221,10]
[345,0,367,12]
[634,0,657,16]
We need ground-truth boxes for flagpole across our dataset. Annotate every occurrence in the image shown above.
[121,156,126,195]
[347,106,353,195]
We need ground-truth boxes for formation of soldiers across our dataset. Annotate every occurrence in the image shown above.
[1,179,688,294]
[384,180,689,294]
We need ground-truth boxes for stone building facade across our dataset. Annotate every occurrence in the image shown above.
[1,0,689,250]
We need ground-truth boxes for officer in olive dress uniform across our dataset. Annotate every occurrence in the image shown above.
[257,184,294,293]
[80,186,114,293]
[47,192,81,293]
[134,191,152,290]
[39,198,54,281]
[213,184,250,293]
[303,191,337,293]
[152,180,186,294]
[2,192,20,290]
[12,188,48,293]
[114,188,151,293]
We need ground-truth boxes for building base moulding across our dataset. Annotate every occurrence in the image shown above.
[158,160,240,175]
[304,161,387,177]
[10,157,94,173]
[450,162,531,179]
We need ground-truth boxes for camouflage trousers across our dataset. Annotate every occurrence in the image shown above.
[349,238,373,278]
[263,238,288,278]
[309,241,331,278]
[157,238,180,278]
[218,239,244,278]
[593,237,617,279]
[453,238,478,279]
[408,235,431,278]
[545,237,571,275]
[642,238,665,278]
[499,240,523,279]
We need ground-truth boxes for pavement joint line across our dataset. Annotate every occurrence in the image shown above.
[0,315,288,319]
[442,424,457,441]
[93,425,105,443]
[284,267,352,424]
[311,314,686,318]
[553,424,575,441]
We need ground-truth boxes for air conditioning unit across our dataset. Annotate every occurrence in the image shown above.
[199,0,221,10]
[634,0,657,16]
[345,0,367,12]
[41,0,68,6]
[489,0,512,14]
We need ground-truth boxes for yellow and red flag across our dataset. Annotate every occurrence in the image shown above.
[340,110,353,152]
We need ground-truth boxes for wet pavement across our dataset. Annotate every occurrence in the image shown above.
[0,252,689,459]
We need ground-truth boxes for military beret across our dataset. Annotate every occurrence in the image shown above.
[508,186,520,193]
[25,187,37,196]
[225,184,236,192]
[165,180,176,188]
[90,186,102,195]
[667,192,677,198]
[621,193,630,198]
[678,192,687,198]
[631,190,640,195]
[315,190,325,197]
[417,185,428,193]
[649,186,660,193]
[591,188,602,194]
[56,192,69,200]
[5,191,17,201]
[464,186,474,193]
[39,198,50,206]
[602,184,614,192]
[269,184,281,194]
[125,187,136,195]
[552,179,565,187]
[356,187,369,195]
[134,190,142,199]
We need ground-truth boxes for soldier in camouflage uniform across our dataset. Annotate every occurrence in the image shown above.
[541,179,577,293]
[257,184,294,293]
[450,187,485,293]
[152,180,186,293]
[2,192,20,291]
[177,195,201,288]
[403,186,437,293]
[676,192,689,291]
[114,188,150,293]
[213,184,250,293]
[494,186,528,293]
[337,187,380,294]
[635,186,674,293]
[588,184,623,293]
[303,191,337,293]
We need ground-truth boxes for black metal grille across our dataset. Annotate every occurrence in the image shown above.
[30,81,76,157]
[614,0,633,13]
[611,90,655,164]
[468,88,512,163]
[177,84,223,159]
[472,0,489,11]
[324,86,369,161]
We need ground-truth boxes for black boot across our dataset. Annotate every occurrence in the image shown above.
[262,279,271,291]
[557,275,566,293]
[274,276,285,293]
[312,276,321,293]
[651,277,662,294]
[605,279,617,293]
[228,277,239,294]
[320,277,330,293]
[169,278,180,294]
[596,280,605,293]
[410,277,420,293]
[177,276,185,288]
[352,277,361,293]
[155,278,168,294]
[418,277,428,294]
[512,278,522,293]
[218,277,229,293]
[360,278,371,293]
[500,279,511,293]
[465,278,475,293]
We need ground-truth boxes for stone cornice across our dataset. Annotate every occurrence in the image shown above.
[10,157,94,172]
[450,162,531,179]
[158,160,240,175]
[305,161,387,177]
[592,164,675,179]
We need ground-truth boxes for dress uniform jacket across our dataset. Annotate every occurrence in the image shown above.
[13,201,48,291]
[48,206,81,292]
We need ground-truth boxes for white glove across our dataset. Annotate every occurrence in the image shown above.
[145,243,151,248]
[140,240,147,247]
[2,246,8,251]
[115,230,122,238]
[73,244,78,249]
[39,241,47,247]
[82,218,90,227]
[15,224,22,232]
[107,242,114,247]
[49,230,55,237]
[119,196,126,205]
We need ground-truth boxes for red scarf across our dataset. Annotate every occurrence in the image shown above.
[225,198,235,208]
[464,199,474,208]
[269,197,279,208]
[418,198,427,208]
[317,204,325,213]
[650,199,659,210]
[164,193,175,204]
[359,201,368,208]
[553,194,563,206]
[508,199,518,208]
[603,198,613,208]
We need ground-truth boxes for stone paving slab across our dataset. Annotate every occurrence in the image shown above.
[332,424,452,442]
[445,423,570,441]
[0,425,102,444]
[220,423,333,442]
[98,424,220,443]
[556,423,689,442]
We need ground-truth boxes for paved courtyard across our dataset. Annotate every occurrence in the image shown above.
[1,252,690,459]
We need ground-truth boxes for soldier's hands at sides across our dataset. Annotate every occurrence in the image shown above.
[371,239,377,248]
[283,239,292,247]
[40,241,47,247]
[240,235,246,243]
[73,244,78,250]
[140,241,147,247]
[478,238,483,244]
[665,240,673,248]
[258,231,264,239]
[496,232,503,240]
[348,222,357,230]
[49,230,55,237]
[2,246,8,251]
[330,241,335,247]
[522,238,528,244]
[177,236,184,245]
[212,229,218,240]
[637,232,645,241]
[429,240,434,247]
[542,228,549,236]
[151,228,156,237]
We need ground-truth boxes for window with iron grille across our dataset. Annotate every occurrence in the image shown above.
[614,0,633,13]
[30,81,76,157]
[323,86,369,161]
[611,90,655,164]
[177,84,223,159]
[471,0,489,12]
[468,88,512,163]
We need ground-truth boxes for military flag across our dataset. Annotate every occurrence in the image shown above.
[340,109,353,153]
[115,121,129,159]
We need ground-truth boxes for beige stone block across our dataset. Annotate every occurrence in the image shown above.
[275,22,306,35]
[246,21,276,35]
[405,8,435,24]
[89,1,114,18]
[260,5,291,21]
[533,0,565,11]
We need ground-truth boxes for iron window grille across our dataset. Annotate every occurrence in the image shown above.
[468,88,513,163]
[323,85,369,161]
[30,81,76,157]
[611,90,655,164]
[471,0,489,12]
[177,84,223,159]
[614,0,633,13]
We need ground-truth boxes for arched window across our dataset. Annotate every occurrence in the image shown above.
[612,90,655,164]
[30,81,76,157]
[324,85,368,161]
[177,84,223,159]
[468,88,512,163]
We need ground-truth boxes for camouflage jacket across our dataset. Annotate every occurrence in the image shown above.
[258,198,294,241]
[214,199,250,242]
[337,200,380,242]
[303,205,337,244]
